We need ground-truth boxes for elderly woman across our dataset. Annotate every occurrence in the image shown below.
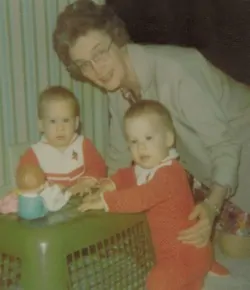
[53,0,250,270]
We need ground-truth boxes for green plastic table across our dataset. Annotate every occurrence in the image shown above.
[0,197,155,290]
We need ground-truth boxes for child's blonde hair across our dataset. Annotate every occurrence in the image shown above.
[124,100,174,133]
[38,86,79,118]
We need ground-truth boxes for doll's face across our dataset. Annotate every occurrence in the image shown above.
[16,164,45,192]
[39,100,79,150]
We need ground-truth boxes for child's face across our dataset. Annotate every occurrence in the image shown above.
[125,114,174,169]
[39,100,79,150]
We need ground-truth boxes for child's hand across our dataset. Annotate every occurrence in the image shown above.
[69,177,99,196]
[99,178,116,192]
[78,194,105,212]
[77,179,114,212]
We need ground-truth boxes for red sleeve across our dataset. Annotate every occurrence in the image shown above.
[103,161,193,213]
[83,138,107,178]
[110,167,136,190]
[18,148,39,169]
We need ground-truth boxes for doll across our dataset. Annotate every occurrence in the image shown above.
[16,164,71,220]
[16,164,47,220]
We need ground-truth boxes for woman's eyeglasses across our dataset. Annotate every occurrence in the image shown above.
[68,39,113,76]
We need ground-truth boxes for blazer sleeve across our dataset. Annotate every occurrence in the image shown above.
[83,138,107,178]
[105,94,132,175]
[178,74,240,191]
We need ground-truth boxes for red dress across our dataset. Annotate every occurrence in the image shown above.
[103,160,212,290]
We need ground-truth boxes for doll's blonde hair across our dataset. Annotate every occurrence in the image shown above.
[38,86,79,118]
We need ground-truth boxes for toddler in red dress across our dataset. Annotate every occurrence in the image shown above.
[79,100,212,290]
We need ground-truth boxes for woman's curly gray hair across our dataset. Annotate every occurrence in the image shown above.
[53,0,130,81]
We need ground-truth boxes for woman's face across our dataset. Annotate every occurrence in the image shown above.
[69,30,127,91]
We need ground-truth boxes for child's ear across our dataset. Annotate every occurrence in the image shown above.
[38,119,44,132]
[75,116,80,131]
[165,131,175,148]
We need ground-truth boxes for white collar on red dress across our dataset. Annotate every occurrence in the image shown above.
[134,148,179,186]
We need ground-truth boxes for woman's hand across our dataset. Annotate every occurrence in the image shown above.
[178,201,217,248]
[178,183,228,247]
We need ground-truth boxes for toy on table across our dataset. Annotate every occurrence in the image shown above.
[16,164,71,220]
[0,191,18,214]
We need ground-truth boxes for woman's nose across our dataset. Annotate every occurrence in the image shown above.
[91,60,106,77]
